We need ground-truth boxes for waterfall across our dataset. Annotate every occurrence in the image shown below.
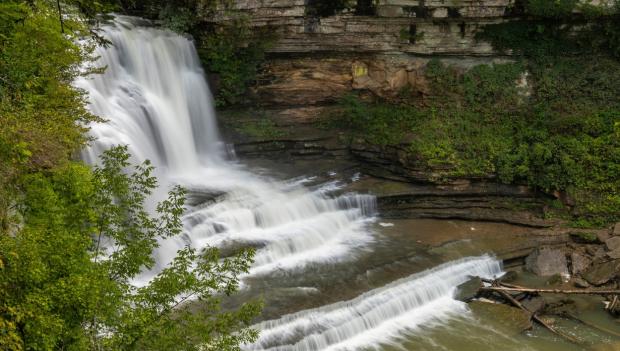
[244,256,503,351]
[77,17,221,171]
[76,16,377,278]
[77,16,504,351]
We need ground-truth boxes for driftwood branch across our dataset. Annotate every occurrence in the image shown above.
[480,278,526,289]
[491,286,581,344]
[481,286,620,296]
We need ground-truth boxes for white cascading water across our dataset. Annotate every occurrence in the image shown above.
[75,16,377,279]
[244,256,503,351]
[77,16,504,351]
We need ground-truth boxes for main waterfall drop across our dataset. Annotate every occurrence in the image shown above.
[78,16,504,351]
[76,15,377,280]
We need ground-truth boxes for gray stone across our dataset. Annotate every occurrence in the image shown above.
[583,259,620,286]
[468,301,532,335]
[608,248,620,260]
[521,296,545,314]
[570,252,591,275]
[454,276,481,302]
[525,248,569,277]
[614,222,620,236]
[606,236,620,251]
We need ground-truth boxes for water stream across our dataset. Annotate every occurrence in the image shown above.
[76,16,604,351]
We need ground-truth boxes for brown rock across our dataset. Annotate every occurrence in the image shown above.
[605,236,620,251]
[608,248,620,260]
[613,222,620,236]
[583,259,620,286]
[597,230,611,243]
[454,276,481,302]
[525,248,569,277]
[570,252,591,275]
[387,69,408,90]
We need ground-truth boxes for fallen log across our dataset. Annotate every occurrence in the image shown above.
[492,287,581,344]
[481,286,620,296]
[480,278,527,289]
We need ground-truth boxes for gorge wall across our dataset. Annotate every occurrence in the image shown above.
[207,1,620,274]
[208,0,515,105]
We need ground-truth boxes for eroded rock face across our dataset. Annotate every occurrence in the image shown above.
[203,0,523,106]
[525,248,569,277]
[209,1,505,55]
[605,236,620,252]
[255,55,513,106]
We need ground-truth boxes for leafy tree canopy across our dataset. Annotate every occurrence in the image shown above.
[0,2,262,350]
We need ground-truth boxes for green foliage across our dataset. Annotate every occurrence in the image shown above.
[334,57,620,224]
[236,118,285,140]
[478,3,620,59]
[570,231,598,243]
[0,2,262,350]
[0,0,99,232]
[115,0,269,107]
[525,0,579,18]
[195,17,274,107]
[0,147,261,350]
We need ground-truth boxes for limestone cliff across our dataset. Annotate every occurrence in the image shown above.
[206,0,516,105]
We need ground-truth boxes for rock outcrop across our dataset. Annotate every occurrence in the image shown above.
[525,248,569,277]
[205,0,522,106]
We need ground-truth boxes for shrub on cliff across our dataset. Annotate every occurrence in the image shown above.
[334,57,620,226]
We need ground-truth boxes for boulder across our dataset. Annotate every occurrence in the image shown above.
[521,296,545,314]
[613,222,620,236]
[454,276,481,302]
[570,252,591,275]
[605,236,620,251]
[590,246,607,261]
[596,230,611,243]
[525,248,569,277]
[468,301,533,335]
[609,248,620,260]
[583,259,620,286]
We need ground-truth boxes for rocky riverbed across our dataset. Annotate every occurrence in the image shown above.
[218,105,619,348]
